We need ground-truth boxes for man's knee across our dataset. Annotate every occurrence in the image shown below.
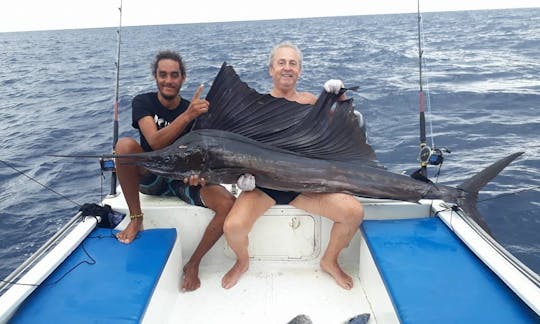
[335,194,364,224]
[223,214,250,236]
[350,201,364,224]
[115,137,141,154]
[202,185,235,213]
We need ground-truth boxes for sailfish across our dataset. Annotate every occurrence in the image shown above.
[116,62,523,231]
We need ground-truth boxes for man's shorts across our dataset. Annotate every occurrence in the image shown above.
[139,173,205,207]
[258,187,300,205]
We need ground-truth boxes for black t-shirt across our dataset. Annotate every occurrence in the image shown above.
[131,92,192,152]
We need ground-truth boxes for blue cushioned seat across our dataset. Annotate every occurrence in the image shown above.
[11,227,176,324]
[362,217,537,323]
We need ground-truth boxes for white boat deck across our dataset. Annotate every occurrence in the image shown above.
[3,190,538,323]
[169,261,369,323]
[103,193,416,324]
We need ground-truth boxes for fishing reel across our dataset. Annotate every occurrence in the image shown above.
[419,146,450,166]
[100,157,116,172]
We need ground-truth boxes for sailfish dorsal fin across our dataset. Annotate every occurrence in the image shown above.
[194,62,378,164]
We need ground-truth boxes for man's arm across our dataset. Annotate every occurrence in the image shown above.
[141,85,209,150]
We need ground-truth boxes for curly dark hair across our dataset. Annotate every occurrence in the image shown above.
[151,50,186,78]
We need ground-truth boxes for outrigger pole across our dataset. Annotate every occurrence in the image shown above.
[109,0,123,196]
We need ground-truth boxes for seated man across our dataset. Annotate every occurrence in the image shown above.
[115,50,235,292]
[222,42,364,290]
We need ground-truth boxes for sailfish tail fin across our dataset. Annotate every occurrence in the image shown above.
[457,152,524,194]
[456,152,524,232]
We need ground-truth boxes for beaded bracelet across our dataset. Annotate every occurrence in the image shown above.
[130,212,144,220]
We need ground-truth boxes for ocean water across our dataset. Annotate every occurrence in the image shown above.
[0,8,539,280]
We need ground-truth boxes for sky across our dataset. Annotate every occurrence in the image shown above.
[1,0,539,33]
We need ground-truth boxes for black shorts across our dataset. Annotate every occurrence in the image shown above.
[258,187,300,205]
[139,173,205,207]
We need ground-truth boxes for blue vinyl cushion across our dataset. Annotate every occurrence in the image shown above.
[11,227,176,324]
[362,217,538,323]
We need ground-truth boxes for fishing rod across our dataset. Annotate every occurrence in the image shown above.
[415,0,448,181]
[417,0,428,177]
[108,0,123,196]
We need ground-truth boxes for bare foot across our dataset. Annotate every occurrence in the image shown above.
[116,218,142,244]
[221,260,248,289]
[181,261,201,292]
[320,258,353,290]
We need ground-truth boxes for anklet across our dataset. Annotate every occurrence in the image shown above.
[130,212,144,220]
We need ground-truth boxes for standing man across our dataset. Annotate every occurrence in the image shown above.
[115,50,235,292]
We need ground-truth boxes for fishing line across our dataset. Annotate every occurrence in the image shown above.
[0,234,119,288]
[100,168,108,202]
[433,204,461,233]
[0,228,143,289]
[0,242,96,288]
[431,186,539,220]
[477,186,540,204]
[431,161,443,184]
[0,159,82,207]
[447,206,457,232]
[0,159,118,288]
[109,0,124,196]
[1,0,125,293]
[419,12,436,149]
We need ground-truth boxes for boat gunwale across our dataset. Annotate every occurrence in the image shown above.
[433,199,540,314]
